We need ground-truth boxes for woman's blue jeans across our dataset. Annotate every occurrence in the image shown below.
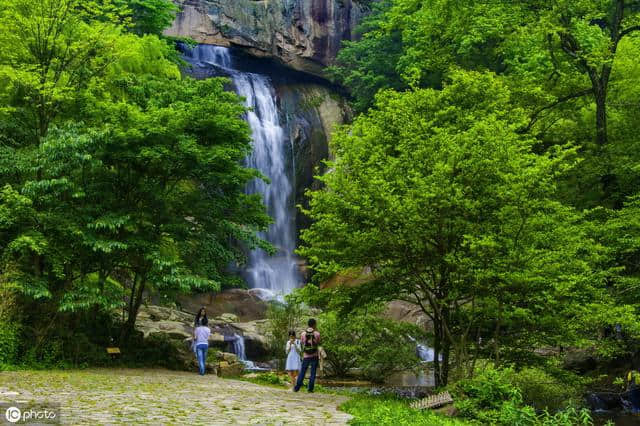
[196,344,208,375]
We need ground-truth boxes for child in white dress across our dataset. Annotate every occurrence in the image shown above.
[285,330,301,388]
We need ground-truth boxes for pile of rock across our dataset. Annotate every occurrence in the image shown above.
[134,304,271,376]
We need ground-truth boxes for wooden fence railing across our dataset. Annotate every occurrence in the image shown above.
[410,391,454,410]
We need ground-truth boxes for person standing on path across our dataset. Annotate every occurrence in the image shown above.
[627,365,640,414]
[194,318,211,376]
[294,318,320,393]
[285,330,302,388]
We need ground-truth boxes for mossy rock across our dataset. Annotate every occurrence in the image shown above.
[217,361,244,377]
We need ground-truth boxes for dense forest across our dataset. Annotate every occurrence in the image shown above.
[0,0,272,356]
[299,0,640,422]
[1,0,640,425]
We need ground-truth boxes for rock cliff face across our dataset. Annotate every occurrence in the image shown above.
[277,82,349,233]
[166,0,366,76]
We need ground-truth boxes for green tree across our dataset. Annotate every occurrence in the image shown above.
[0,0,271,347]
[265,296,306,367]
[117,0,178,36]
[327,0,407,113]
[299,71,621,385]
[318,307,422,381]
[333,0,640,144]
[331,0,640,209]
[0,0,126,144]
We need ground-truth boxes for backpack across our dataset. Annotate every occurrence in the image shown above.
[302,329,318,355]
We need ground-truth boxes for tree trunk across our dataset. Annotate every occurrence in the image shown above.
[119,274,146,344]
[432,316,452,387]
[594,85,607,147]
[493,304,502,367]
[433,318,443,387]
[441,340,450,386]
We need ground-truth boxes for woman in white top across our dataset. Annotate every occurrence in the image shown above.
[194,318,211,375]
[285,330,301,387]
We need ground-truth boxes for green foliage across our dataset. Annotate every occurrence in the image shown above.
[453,367,592,425]
[0,0,127,143]
[0,0,271,347]
[340,395,469,426]
[0,320,20,364]
[120,333,190,370]
[327,0,408,113]
[454,368,527,422]
[331,0,640,210]
[0,284,20,365]
[299,70,617,385]
[15,309,116,369]
[251,372,289,386]
[265,295,306,366]
[121,0,178,35]
[509,367,587,413]
[318,306,423,381]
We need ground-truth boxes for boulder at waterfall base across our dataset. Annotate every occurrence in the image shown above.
[218,361,245,377]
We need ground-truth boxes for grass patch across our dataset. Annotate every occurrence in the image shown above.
[233,372,289,389]
[340,395,469,426]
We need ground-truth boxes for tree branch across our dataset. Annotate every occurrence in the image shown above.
[619,25,640,40]
[523,89,593,132]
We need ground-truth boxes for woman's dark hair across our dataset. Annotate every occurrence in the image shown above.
[288,330,296,337]
[195,307,208,326]
[308,318,317,328]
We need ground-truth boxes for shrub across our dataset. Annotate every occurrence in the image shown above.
[15,308,118,369]
[316,311,360,377]
[253,372,288,386]
[509,367,586,412]
[453,367,525,422]
[122,333,189,370]
[0,320,20,364]
[0,285,20,365]
[452,366,593,425]
[318,306,424,381]
[340,395,468,426]
[265,295,306,367]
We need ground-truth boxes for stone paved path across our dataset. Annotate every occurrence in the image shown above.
[0,369,353,425]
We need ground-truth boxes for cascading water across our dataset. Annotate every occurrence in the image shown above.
[407,335,441,362]
[231,333,247,361]
[183,45,302,298]
[225,333,269,371]
[416,343,436,362]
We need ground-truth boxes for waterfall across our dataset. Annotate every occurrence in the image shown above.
[182,44,302,297]
[227,333,269,371]
[415,343,433,362]
[231,333,247,361]
[408,335,441,362]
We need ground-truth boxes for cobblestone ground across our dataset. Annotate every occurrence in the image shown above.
[0,369,353,425]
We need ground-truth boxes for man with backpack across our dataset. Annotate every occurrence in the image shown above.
[294,318,321,393]
[627,366,640,414]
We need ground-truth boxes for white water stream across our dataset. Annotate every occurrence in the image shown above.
[184,45,302,299]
